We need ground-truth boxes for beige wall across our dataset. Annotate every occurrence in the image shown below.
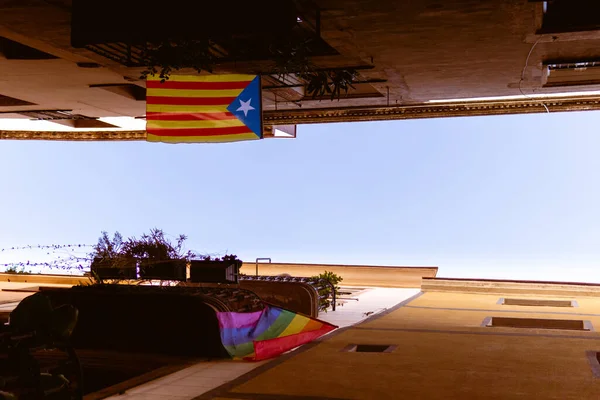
[208,282,600,399]
[240,262,438,288]
[0,273,86,286]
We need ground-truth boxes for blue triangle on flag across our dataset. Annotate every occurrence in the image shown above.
[227,76,262,138]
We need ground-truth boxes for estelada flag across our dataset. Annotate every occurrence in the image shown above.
[145,74,262,143]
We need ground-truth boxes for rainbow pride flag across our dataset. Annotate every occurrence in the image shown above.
[217,305,337,361]
[146,74,263,143]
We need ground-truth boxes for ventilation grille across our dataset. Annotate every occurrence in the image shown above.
[483,316,592,331]
[14,110,120,128]
[498,298,577,307]
[17,110,93,120]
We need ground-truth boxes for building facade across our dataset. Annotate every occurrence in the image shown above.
[1,1,600,139]
[197,278,600,399]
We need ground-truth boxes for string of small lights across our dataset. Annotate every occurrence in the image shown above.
[1,244,93,252]
[1,243,94,271]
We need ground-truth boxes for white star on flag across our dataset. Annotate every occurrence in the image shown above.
[236,98,255,117]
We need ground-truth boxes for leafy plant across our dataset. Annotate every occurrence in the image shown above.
[89,231,136,279]
[140,40,215,82]
[269,38,358,101]
[310,270,343,312]
[136,34,359,100]
[92,231,125,260]
[4,266,30,274]
[302,69,357,101]
[195,253,240,263]
[270,38,316,79]
[124,228,194,262]
[87,229,244,283]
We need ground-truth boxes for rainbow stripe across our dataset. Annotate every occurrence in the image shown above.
[217,305,337,361]
[145,74,262,143]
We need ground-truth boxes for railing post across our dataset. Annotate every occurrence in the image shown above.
[255,258,271,276]
[317,278,336,312]
[325,278,336,311]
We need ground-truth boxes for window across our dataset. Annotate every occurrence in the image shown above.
[266,125,296,139]
[0,94,35,107]
[543,61,600,87]
[341,344,397,353]
[482,316,593,331]
[90,84,146,101]
[51,118,119,129]
[0,37,57,60]
[498,298,578,307]
[586,351,600,378]
[538,0,600,33]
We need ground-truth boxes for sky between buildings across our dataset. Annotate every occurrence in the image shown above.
[0,110,599,282]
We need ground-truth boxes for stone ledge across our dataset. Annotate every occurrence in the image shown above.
[422,278,600,297]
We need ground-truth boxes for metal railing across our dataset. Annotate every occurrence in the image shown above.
[254,258,271,276]
[240,274,336,311]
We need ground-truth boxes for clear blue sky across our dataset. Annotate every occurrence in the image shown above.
[1,111,599,282]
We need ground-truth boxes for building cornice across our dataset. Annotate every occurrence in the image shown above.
[1,95,599,141]
[263,95,600,124]
[0,130,146,141]
[422,277,600,297]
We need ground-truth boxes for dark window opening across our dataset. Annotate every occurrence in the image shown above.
[586,351,600,378]
[0,37,58,60]
[90,84,146,101]
[540,0,600,33]
[342,344,397,353]
[51,119,119,129]
[77,62,102,68]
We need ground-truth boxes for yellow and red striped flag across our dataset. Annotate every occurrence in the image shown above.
[146,74,263,143]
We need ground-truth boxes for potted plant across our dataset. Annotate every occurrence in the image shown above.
[189,254,242,284]
[126,229,191,281]
[89,231,137,280]
[270,39,359,101]
[139,39,215,82]
[310,270,343,312]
